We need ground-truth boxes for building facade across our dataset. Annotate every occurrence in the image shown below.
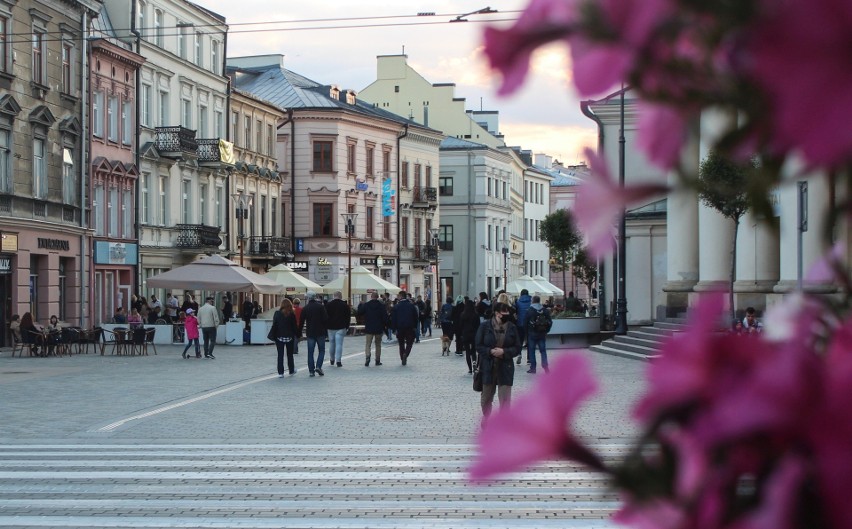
[0,0,100,342]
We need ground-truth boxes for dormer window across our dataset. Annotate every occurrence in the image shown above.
[346,90,356,105]
[330,86,339,100]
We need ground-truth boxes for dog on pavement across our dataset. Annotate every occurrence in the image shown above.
[441,336,452,356]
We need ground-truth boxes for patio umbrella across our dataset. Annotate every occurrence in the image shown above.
[263,264,325,295]
[533,275,565,297]
[146,254,285,294]
[505,274,553,297]
[321,265,401,296]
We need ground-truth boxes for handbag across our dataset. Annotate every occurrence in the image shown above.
[473,358,483,392]
[266,327,276,342]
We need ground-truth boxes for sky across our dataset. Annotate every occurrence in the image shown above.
[199,1,597,165]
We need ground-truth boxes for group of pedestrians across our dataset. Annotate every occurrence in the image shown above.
[180,297,220,360]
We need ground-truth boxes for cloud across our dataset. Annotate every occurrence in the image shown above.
[501,122,597,164]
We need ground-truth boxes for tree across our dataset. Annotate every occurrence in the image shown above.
[698,150,757,324]
[539,210,583,304]
[572,248,598,302]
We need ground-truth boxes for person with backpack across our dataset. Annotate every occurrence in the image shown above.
[514,288,532,364]
[439,296,455,355]
[476,292,492,323]
[451,295,466,356]
[420,296,433,337]
[524,295,552,374]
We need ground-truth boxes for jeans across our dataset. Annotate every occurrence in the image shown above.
[528,334,547,371]
[201,327,217,356]
[328,328,347,363]
[396,328,415,361]
[307,336,326,373]
[421,318,432,336]
[182,337,200,357]
[276,339,295,375]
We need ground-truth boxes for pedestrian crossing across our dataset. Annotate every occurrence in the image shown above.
[0,443,627,528]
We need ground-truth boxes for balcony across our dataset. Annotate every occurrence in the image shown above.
[246,236,292,258]
[411,186,437,208]
[156,126,198,158]
[197,138,236,168]
[175,224,222,249]
[413,244,438,263]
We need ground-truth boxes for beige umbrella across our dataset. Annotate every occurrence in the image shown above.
[146,254,285,294]
[533,274,565,297]
[505,274,553,297]
[321,265,401,296]
[264,264,325,295]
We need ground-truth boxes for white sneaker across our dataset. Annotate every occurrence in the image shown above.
[278,374,284,378]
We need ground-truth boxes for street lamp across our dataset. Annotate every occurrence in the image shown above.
[341,212,359,305]
[428,227,439,311]
[232,191,252,267]
[614,86,629,335]
[501,238,510,291]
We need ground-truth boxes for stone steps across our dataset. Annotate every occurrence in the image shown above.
[589,321,689,361]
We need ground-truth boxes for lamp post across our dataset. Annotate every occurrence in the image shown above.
[501,238,510,292]
[341,212,359,305]
[232,191,252,267]
[428,227,439,311]
[614,86,629,335]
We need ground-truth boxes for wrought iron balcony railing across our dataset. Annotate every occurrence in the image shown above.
[197,138,235,166]
[175,224,222,248]
[414,244,439,261]
[156,126,198,156]
[411,186,438,207]
[246,236,292,257]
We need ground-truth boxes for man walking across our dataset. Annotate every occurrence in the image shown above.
[514,288,532,364]
[326,291,350,367]
[300,290,328,377]
[392,291,419,366]
[524,295,552,373]
[358,292,387,366]
[197,296,221,359]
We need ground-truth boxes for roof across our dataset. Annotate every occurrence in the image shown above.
[440,136,490,150]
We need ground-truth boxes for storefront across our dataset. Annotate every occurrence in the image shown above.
[92,241,138,326]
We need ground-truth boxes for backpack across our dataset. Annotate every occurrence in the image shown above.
[440,304,453,323]
[531,308,552,334]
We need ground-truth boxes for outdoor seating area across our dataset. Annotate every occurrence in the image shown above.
[9,325,159,358]
[12,326,98,357]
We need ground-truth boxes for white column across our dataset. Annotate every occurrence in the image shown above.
[735,211,779,290]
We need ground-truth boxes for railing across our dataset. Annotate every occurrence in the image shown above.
[175,224,222,248]
[156,126,198,155]
[412,186,437,206]
[246,236,291,257]
[414,244,438,261]
[197,138,235,166]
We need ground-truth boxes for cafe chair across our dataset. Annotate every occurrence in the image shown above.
[78,327,104,355]
[144,327,158,355]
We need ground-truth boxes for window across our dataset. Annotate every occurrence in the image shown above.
[158,90,169,126]
[487,224,492,250]
[62,43,73,94]
[198,105,208,137]
[154,10,164,46]
[107,96,119,142]
[123,189,132,236]
[62,148,75,205]
[182,180,191,224]
[503,181,508,200]
[250,193,257,237]
[231,111,238,143]
[0,16,8,73]
[199,183,207,225]
[366,145,374,176]
[92,91,104,137]
[260,195,267,236]
[366,206,374,239]
[211,40,220,74]
[439,176,453,196]
[137,1,146,38]
[271,197,277,237]
[0,129,10,193]
[140,85,151,127]
[347,142,355,173]
[215,186,223,227]
[414,218,421,246]
[109,187,118,237]
[214,110,223,137]
[158,176,167,225]
[94,186,104,236]
[426,166,432,187]
[122,100,132,145]
[312,140,333,172]
[401,162,409,188]
[256,119,262,153]
[244,115,251,150]
[177,22,187,58]
[439,225,453,251]
[383,216,390,240]
[181,99,191,128]
[33,138,46,198]
[487,178,492,197]
[401,217,409,247]
[194,32,203,67]
[382,150,390,175]
[32,31,45,85]
[140,173,149,224]
[312,203,332,236]
[267,124,274,155]
[414,164,422,188]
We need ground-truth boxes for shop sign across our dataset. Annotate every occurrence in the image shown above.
[1,234,18,252]
[317,257,332,266]
[360,257,395,266]
[0,255,11,275]
[94,241,138,265]
[359,242,373,251]
[286,260,309,272]
[38,238,70,251]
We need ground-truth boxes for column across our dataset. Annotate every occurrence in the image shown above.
[734,210,779,312]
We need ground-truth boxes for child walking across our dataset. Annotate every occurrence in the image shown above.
[182,308,201,359]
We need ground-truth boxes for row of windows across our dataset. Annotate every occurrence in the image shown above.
[139,174,227,229]
[92,90,133,146]
[137,1,222,74]
[231,111,275,156]
[525,180,547,205]
[400,161,433,188]
[486,224,510,251]
[139,84,226,138]
[0,127,77,204]
[312,203,392,240]
[0,12,76,94]
[92,185,133,238]
[487,176,509,200]
[525,260,545,277]
[525,218,541,241]
[345,141,392,176]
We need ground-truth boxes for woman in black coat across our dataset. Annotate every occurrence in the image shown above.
[475,302,521,418]
[450,295,466,355]
[460,299,481,374]
[271,298,300,377]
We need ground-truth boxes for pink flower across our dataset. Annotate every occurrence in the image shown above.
[482,0,578,96]
[728,456,806,529]
[468,353,598,482]
[747,0,852,166]
[614,498,685,529]
[576,148,668,258]
[637,102,691,170]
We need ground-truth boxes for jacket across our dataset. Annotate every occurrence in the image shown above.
[326,299,351,330]
[184,315,199,339]
[300,299,328,338]
[460,310,480,342]
[525,303,548,337]
[451,303,465,334]
[475,317,521,387]
[197,302,220,328]
[358,299,388,335]
[514,294,532,328]
[391,298,419,330]
[271,310,299,340]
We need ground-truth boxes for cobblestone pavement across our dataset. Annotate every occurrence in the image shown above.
[0,335,645,528]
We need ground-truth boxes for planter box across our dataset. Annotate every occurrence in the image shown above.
[546,317,601,349]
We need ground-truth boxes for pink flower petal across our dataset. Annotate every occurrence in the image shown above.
[637,102,690,170]
[728,457,806,529]
[468,353,598,481]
